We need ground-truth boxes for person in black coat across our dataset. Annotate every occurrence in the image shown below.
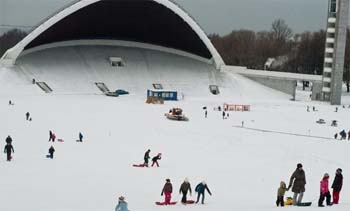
[5,135,12,144]
[48,146,55,159]
[4,143,14,161]
[331,168,343,204]
[143,149,150,167]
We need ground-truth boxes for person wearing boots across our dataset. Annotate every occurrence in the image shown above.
[161,179,173,205]
[331,168,343,204]
[318,173,332,207]
[195,181,212,204]
[287,163,306,205]
[179,178,192,204]
[4,143,14,161]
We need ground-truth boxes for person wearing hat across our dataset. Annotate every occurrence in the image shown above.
[195,181,212,204]
[179,178,192,204]
[331,168,343,204]
[287,163,306,205]
[318,173,332,207]
[161,179,173,205]
[152,153,162,167]
[115,196,129,211]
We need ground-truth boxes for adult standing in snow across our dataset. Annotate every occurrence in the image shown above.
[318,173,331,207]
[222,111,225,119]
[4,143,14,161]
[78,132,83,142]
[179,178,192,204]
[25,112,30,121]
[331,168,343,204]
[195,181,212,204]
[205,110,208,118]
[48,146,55,159]
[287,163,306,205]
[5,135,12,144]
[143,149,151,167]
[115,196,129,211]
[161,179,173,205]
[49,130,54,142]
[152,153,161,167]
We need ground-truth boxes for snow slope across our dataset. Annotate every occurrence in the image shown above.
[1,53,350,211]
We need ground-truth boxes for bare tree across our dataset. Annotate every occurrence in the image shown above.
[271,19,293,43]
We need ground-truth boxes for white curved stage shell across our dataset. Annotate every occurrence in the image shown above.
[1,0,224,69]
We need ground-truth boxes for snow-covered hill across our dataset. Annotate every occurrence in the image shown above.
[1,52,350,211]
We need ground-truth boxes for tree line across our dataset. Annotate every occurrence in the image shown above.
[209,19,350,91]
[0,29,28,58]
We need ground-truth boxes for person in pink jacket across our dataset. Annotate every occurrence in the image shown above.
[318,173,332,207]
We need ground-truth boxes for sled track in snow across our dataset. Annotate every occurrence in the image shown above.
[232,126,335,141]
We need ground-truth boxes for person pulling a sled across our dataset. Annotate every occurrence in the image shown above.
[179,178,192,204]
[152,153,162,167]
[143,149,151,167]
[161,178,173,205]
[115,196,129,211]
[195,181,212,204]
[287,163,306,206]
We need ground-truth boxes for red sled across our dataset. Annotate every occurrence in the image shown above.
[185,200,195,204]
[132,164,146,167]
[155,202,177,206]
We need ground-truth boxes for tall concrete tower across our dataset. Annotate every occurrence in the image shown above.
[321,0,349,105]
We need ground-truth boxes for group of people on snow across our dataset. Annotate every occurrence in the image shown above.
[143,149,161,167]
[160,178,212,205]
[277,163,343,207]
[334,129,350,140]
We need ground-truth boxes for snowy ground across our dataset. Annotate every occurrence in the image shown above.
[1,66,350,211]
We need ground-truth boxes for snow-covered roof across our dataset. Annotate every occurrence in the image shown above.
[1,0,224,69]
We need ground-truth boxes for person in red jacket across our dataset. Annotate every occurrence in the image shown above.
[318,173,332,207]
[161,178,173,205]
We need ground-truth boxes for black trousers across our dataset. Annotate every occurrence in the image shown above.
[181,192,188,203]
[49,152,54,159]
[196,193,205,204]
[318,191,331,206]
[6,152,11,161]
[276,196,284,206]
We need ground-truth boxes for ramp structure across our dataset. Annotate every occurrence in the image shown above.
[36,82,53,93]
[95,82,110,93]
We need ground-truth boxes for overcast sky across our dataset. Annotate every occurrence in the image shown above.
[0,0,346,36]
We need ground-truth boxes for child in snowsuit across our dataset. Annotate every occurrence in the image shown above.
[48,146,55,159]
[4,143,14,161]
[318,173,332,207]
[115,196,129,211]
[152,153,161,167]
[276,181,287,207]
[179,178,192,204]
[143,149,151,167]
[195,181,212,204]
[161,179,173,205]
[331,168,343,204]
